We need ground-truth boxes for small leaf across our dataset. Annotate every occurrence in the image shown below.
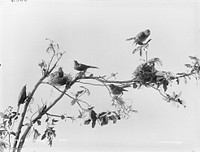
[37,120,41,126]
[52,119,59,123]
[100,116,108,126]
[0,112,5,118]
[10,131,16,136]
[84,119,91,125]
[71,99,78,106]
[162,80,168,92]
[33,129,41,141]
[41,133,46,140]
[185,64,193,68]
[45,117,49,122]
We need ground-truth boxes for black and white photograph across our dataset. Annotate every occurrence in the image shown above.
[0,0,200,152]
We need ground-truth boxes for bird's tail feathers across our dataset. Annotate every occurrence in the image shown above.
[89,66,99,69]
[126,37,135,41]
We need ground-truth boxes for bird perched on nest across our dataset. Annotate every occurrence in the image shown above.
[49,67,71,86]
[109,84,128,95]
[74,60,98,72]
[126,29,151,45]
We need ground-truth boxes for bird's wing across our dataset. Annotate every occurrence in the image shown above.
[135,32,145,41]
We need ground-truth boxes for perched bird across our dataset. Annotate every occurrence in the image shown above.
[74,60,98,72]
[109,84,128,95]
[50,67,63,79]
[126,29,151,45]
[18,85,27,106]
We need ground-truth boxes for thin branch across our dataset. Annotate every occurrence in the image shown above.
[77,81,104,87]
[46,113,74,120]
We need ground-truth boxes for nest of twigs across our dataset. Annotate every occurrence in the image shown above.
[133,58,169,91]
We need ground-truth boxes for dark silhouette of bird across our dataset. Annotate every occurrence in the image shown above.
[109,84,128,95]
[74,60,98,72]
[126,29,151,45]
[18,85,27,106]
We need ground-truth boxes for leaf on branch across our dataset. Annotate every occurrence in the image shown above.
[189,56,199,61]
[45,117,49,122]
[162,80,169,92]
[84,119,91,125]
[100,115,109,126]
[77,110,85,119]
[0,112,6,119]
[71,98,78,106]
[36,120,41,126]
[0,140,8,150]
[10,131,16,136]
[52,119,59,123]
[80,86,90,96]
[33,128,41,141]
[41,133,46,140]
[185,64,193,68]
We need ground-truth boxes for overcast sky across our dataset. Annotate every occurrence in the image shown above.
[0,0,200,152]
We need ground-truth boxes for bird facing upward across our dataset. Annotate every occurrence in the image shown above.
[126,29,151,45]
[74,60,98,72]
[18,85,27,106]
[109,84,128,95]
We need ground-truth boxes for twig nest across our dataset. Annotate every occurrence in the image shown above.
[49,74,72,86]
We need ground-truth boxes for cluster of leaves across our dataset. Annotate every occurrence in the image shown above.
[111,96,137,118]
[0,107,19,130]
[0,107,19,150]
[84,109,121,128]
[34,117,58,147]
[175,56,200,84]
[163,92,185,108]
[41,126,56,147]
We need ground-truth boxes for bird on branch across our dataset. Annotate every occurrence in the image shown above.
[126,29,151,45]
[74,60,98,72]
[18,85,27,106]
[16,85,27,114]
[109,84,128,95]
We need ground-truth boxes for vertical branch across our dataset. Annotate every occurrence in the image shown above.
[16,83,70,152]
[12,76,46,152]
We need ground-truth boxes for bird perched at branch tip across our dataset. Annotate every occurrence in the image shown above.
[109,84,128,95]
[18,85,27,106]
[74,60,98,72]
[126,29,151,45]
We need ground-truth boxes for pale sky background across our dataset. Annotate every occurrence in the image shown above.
[0,0,200,152]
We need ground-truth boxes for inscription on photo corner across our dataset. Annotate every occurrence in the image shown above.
[11,0,27,2]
